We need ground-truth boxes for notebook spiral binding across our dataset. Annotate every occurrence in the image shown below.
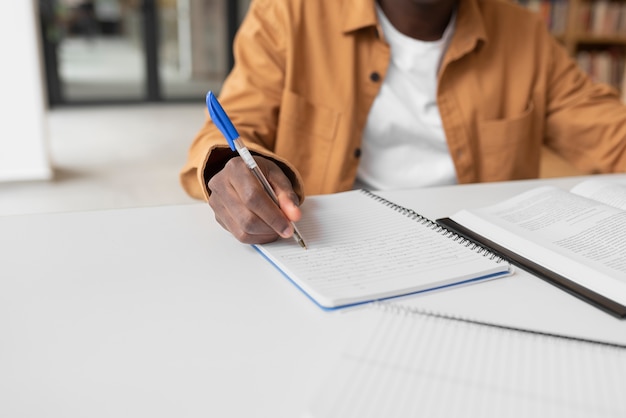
[369,300,626,348]
[360,189,508,264]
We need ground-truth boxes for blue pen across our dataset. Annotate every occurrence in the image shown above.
[206,91,307,249]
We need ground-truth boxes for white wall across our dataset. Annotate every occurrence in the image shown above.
[0,0,52,182]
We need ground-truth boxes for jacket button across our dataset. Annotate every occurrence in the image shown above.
[354,148,362,158]
[369,72,381,82]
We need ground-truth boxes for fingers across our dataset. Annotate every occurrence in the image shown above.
[207,156,299,244]
[261,158,302,222]
[209,193,282,243]
[277,192,301,222]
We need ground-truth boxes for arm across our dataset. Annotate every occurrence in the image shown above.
[180,0,305,243]
[544,36,626,174]
[180,0,304,202]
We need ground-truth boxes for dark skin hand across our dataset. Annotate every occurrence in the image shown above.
[208,156,301,244]
[209,0,459,244]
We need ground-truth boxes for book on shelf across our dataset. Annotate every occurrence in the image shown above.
[438,178,626,318]
[579,0,626,36]
[519,0,626,97]
[254,189,512,310]
[577,48,626,91]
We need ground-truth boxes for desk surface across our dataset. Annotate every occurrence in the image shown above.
[1,175,625,417]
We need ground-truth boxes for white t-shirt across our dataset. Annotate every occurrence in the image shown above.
[355,6,457,190]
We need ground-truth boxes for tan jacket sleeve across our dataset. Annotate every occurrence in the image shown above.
[179,0,304,202]
[544,34,626,174]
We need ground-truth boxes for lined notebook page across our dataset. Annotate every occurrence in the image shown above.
[256,190,510,308]
[306,304,626,418]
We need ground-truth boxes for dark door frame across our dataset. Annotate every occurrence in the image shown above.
[39,0,239,107]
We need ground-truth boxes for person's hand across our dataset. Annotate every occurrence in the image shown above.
[207,156,301,244]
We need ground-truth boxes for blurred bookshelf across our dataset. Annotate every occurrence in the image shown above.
[517,0,610,177]
[518,0,626,99]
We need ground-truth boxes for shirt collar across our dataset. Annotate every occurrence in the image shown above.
[341,0,488,55]
[341,0,378,34]
[446,0,488,61]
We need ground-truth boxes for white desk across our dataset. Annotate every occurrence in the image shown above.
[1,175,625,417]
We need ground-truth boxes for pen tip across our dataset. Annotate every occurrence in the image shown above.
[292,228,307,249]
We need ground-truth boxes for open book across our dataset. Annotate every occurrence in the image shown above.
[254,190,512,310]
[438,178,626,318]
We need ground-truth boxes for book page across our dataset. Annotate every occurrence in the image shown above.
[257,190,510,308]
[451,186,626,306]
[570,179,626,210]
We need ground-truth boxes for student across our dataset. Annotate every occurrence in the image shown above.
[180,0,626,244]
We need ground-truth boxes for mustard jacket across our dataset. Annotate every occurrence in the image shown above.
[180,0,626,201]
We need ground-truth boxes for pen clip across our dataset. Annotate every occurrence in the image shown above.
[206,91,240,151]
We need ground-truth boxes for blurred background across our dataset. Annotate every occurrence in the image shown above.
[41,0,251,104]
[0,0,251,216]
[0,0,584,218]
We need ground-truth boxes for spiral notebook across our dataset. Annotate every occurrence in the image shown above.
[254,190,512,310]
[306,303,626,417]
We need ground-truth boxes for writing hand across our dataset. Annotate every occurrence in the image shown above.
[208,156,302,244]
